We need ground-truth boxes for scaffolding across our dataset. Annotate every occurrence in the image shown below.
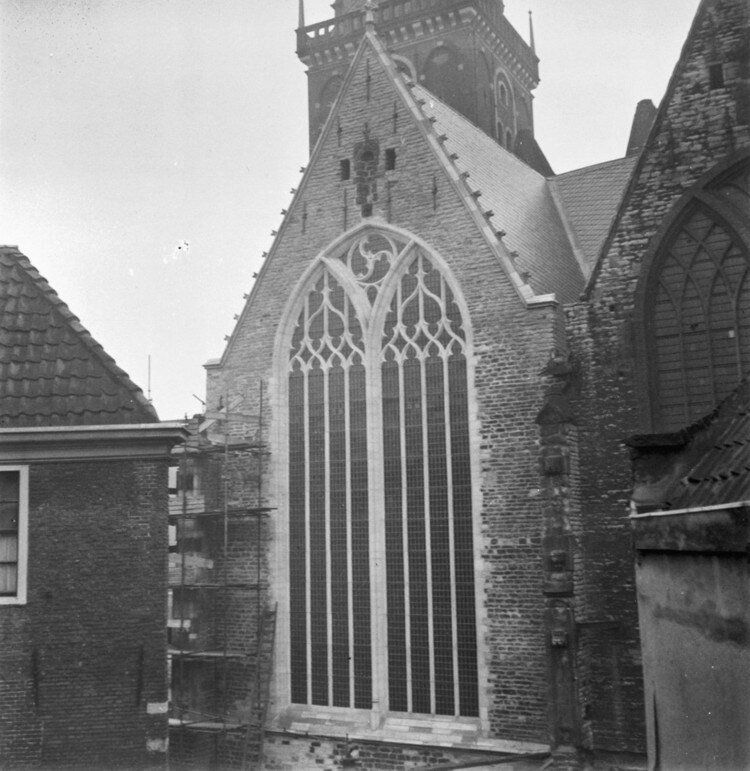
[168,384,275,770]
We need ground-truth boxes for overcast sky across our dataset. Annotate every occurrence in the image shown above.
[0,0,700,420]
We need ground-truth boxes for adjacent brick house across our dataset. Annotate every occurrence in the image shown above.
[0,247,186,768]
[193,0,749,767]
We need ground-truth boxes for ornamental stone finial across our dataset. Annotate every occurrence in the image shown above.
[364,0,377,31]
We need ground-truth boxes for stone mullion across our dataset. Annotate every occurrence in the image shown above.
[344,364,356,709]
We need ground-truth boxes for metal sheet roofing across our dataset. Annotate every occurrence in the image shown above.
[0,247,157,426]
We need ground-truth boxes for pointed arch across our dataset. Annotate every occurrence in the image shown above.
[635,156,750,431]
[273,224,482,721]
[284,264,372,709]
[375,245,478,716]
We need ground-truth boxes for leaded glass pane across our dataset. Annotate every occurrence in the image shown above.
[286,234,478,720]
[288,270,370,709]
[650,204,750,430]
[381,250,478,717]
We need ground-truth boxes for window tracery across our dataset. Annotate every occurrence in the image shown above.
[644,162,750,430]
[284,230,478,718]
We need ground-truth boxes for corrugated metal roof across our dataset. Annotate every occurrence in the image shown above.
[413,85,585,303]
[663,379,750,510]
[0,246,158,426]
[552,156,637,277]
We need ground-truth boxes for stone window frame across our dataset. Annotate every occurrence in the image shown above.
[633,151,750,432]
[269,222,488,738]
[0,465,29,606]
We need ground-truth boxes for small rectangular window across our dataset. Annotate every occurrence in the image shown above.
[0,467,28,605]
[339,159,351,181]
[709,63,724,89]
[385,148,397,171]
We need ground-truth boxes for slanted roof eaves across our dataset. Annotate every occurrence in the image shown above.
[552,156,637,277]
[0,247,158,427]
[413,85,584,303]
[662,379,750,510]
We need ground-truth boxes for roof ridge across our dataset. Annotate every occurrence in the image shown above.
[555,155,634,179]
[582,0,713,299]
[0,246,158,422]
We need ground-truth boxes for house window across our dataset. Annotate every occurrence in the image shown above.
[285,230,479,718]
[0,467,28,605]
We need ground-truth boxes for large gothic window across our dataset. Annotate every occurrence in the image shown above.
[644,161,750,431]
[285,230,479,718]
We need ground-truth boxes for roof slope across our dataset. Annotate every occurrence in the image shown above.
[552,156,637,277]
[0,247,157,427]
[662,380,750,510]
[414,84,584,303]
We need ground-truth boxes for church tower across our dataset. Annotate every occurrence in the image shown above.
[297,0,551,173]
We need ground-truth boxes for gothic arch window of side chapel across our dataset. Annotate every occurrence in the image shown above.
[282,228,479,718]
[641,158,750,431]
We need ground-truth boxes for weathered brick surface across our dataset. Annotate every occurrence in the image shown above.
[264,733,533,770]
[200,0,750,764]
[565,0,750,753]
[209,36,557,748]
[0,459,169,769]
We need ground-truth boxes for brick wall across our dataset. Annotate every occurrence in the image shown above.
[201,1,749,761]
[208,35,559,750]
[0,458,169,769]
[566,0,750,753]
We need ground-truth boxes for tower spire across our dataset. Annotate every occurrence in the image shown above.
[298,0,305,30]
[528,10,536,55]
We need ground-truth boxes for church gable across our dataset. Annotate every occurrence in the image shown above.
[210,26,564,749]
[220,26,576,385]
[216,28,559,396]
[581,0,750,432]
[590,0,750,297]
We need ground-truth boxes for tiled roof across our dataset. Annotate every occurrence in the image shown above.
[552,156,637,277]
[662,379,750,510]
[0,247,158,426]
[414,85,584,303]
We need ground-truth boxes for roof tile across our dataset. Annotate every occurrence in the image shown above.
[663,380,750,509]
[0,246,157,427]
[552,156,637,276]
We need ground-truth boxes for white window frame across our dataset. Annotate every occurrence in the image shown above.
[0,465,29,606]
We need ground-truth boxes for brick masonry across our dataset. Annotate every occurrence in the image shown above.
[0,459,170,769]
[201,0,750,765]
[210,31,561,749]
[565,0,750,752]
